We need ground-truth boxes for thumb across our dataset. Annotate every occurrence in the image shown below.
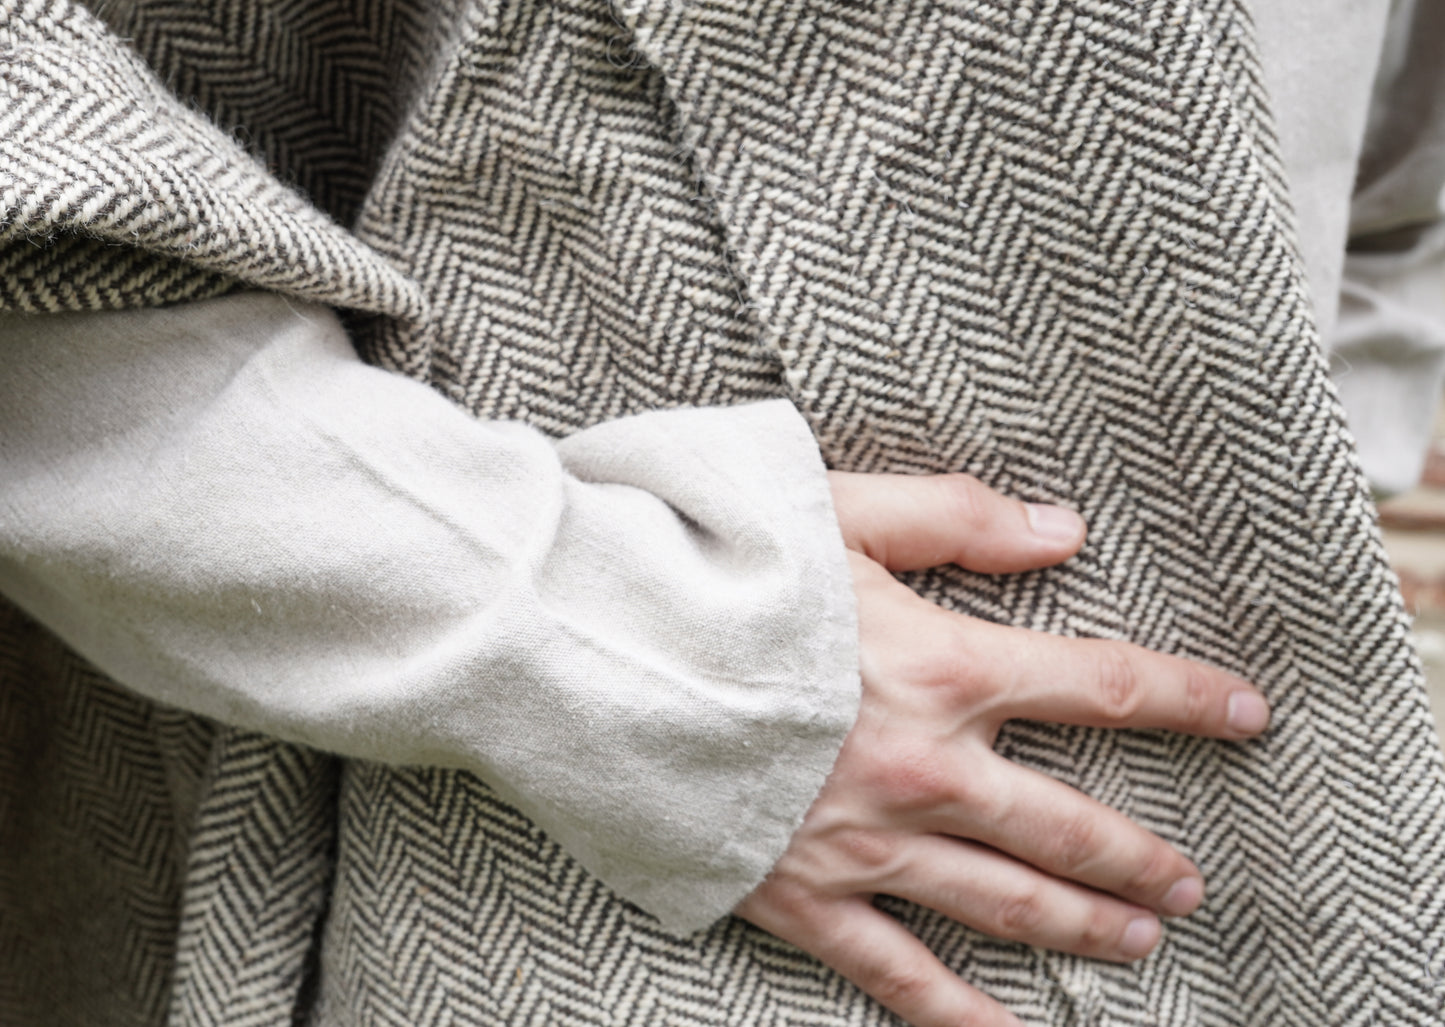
[827,471,1086,574]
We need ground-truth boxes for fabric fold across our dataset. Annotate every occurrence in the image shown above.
[0,0,423,318]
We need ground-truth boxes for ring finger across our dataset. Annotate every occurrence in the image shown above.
[883,834,1163,962]
[922,750,1205,917]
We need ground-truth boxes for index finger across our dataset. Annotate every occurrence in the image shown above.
[828,471,1086,574]
[972,626,1270,739]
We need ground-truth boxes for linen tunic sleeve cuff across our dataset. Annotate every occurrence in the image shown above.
[548,392,863,934]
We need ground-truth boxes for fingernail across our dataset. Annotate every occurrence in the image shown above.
[1226,692,1271,735]
[1120,916,1161,959]
[1161,876,1204,917]
[1026,503,1083,541]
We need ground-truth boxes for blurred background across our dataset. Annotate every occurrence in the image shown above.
[1380,411,1445,728]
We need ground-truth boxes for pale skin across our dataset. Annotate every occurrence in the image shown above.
[736,472,1272,1027]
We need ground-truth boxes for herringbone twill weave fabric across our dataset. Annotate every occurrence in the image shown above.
[2,0,1444,1024]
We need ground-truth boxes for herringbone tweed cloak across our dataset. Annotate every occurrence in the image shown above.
[2,0,1444,1024]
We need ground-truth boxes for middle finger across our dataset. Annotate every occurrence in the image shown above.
[967,624,1269,740]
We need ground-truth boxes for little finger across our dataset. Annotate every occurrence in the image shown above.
[768,897,1026,1027]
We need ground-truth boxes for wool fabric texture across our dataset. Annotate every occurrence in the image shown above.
[2,0,1445,1025]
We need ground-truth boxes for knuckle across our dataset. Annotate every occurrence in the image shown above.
[875,755,956,813]
[916,625,1005,705]
[941,474,991,531]
[1121,844,1177,899]
[1050,812,1099,875]
[994,890,1046,935]
[924,644,996,702]
[1076,907,1117,953]
[909,641,965,691]
[1092,643,1145,722]
[863,962,932,1009]
[1181,663,1214,727]
[836,830,900,877]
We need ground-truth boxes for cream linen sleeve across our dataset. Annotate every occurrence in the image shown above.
[0,292,861,936]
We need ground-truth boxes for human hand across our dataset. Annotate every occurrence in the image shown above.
[735,472,1271,1027]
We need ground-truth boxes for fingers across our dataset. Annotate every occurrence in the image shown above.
[926,753,1205,917]
[760,897,1025,1027]
[828,470,1086,574]
[885,835,1163,962]
[969,624,1270,740]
